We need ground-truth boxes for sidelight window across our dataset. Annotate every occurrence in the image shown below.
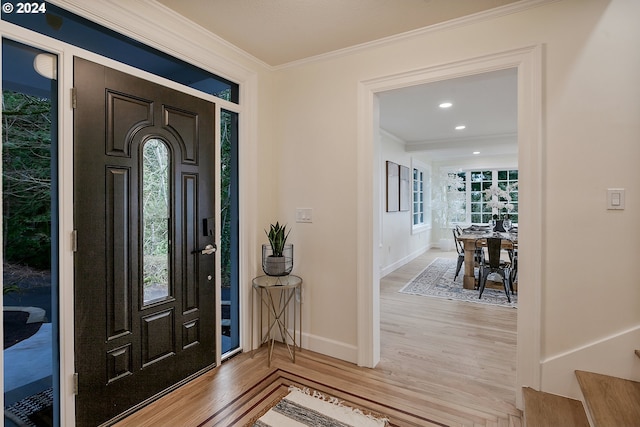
[221,110,240,355]
[2,38,59,426]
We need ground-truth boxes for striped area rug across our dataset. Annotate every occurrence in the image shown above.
[250,387,388,427]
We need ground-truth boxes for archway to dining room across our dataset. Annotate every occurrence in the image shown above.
[356,45,543,409]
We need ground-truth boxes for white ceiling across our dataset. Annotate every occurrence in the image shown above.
[153,0,520,162]
[154,0,520,67]
[378,68,518,162]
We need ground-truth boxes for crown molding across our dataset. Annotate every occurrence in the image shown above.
[379,128,407,144]
[48,0,265,82]
[141,0,272,71]
[405,132,518,152]
[274,0,558,70]
[49,0,557,73]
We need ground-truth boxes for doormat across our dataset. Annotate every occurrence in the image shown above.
[4,388,53,427]
[248,386,388,427]
[399,257,517,308]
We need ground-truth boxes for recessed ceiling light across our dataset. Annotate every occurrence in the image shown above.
[473,151,480,155]
[455,125,466,130]
[439,102,452,108]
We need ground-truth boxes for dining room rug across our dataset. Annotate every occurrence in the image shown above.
[249,386,389,427]
[399,257,517,308]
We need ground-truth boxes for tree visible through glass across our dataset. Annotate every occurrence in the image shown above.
[142,138,170,303]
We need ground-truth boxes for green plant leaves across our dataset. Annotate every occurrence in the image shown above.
[265,221,290,257]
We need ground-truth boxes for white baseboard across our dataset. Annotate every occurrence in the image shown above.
[540,324,640,399]
[379,245,431,277]
[271,328,358,364]
[437,238,455,251]
[302,332,358,364]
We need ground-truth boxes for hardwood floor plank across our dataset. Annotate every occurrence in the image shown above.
[116,249,520,426]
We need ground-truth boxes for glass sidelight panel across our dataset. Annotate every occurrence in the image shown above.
[3,38,59,426]
[142,139,171,304]
[221,110,239,356]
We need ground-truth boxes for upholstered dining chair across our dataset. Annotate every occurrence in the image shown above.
[475,237,512,302]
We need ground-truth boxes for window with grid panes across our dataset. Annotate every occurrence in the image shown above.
[412,168,424,226]
[457,169,518,224]
[497,170,518,223]
[470,170,494,224]
[447,172,466,223]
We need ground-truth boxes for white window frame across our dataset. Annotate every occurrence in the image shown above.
[455,168,519,225]
[411,158,430,233]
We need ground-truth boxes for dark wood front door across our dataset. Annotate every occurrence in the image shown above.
[73,57,216,426]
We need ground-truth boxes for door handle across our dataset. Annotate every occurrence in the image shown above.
[192,244,216,255]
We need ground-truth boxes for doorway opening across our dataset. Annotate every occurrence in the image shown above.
[376,68,519,406]
[357,45,543,407]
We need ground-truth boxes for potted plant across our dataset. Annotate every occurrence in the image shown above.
[262,222,293,276]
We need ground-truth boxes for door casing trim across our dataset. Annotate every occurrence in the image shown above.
[356,44,544,409]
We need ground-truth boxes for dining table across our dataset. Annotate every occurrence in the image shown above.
[455,227,518,290]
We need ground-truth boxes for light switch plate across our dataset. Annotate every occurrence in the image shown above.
[607,188,625,210]
[296,208,313,223]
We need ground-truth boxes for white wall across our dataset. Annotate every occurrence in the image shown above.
[379,132,432,276]
[272,0,640,398]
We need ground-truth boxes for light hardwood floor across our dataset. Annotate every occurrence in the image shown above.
[116,249,521,426]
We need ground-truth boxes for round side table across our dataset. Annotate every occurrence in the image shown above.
[251,275,302,366]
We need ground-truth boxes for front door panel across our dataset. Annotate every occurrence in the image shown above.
[73,57,216,426]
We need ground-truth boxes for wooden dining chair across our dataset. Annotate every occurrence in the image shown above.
[475,237,512,302]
